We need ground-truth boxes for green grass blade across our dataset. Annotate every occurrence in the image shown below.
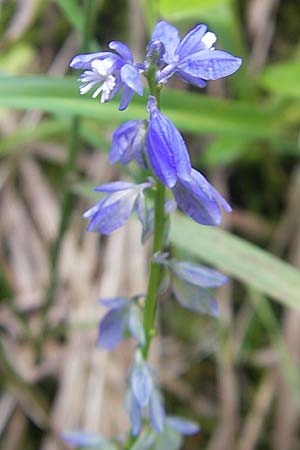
[54,0,82,31]
[0,76,286,140]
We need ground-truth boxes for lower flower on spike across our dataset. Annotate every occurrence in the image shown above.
[172,168,232,226]
[83,180,153,235]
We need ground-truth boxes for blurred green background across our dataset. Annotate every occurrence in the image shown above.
[1,0,300,449]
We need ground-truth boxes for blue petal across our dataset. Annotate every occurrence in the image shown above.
[149,388,165,433]
[83,198,106,220]
[128,304,145,345]
[172,169,231,225]
[99,297,129,310]
[69,52,111,69]
[176,70,206,88]
[109,120,146,166]
[128,392,142,436]
[210,183,232,213]
[109,120,140,164]
[97,309,127,350]
[169,260,228,287]
[136,192,146,229]
[85,190,138,234]
[178,50,242,80]
[121,64,143,95]
[94,181,136,192]
[108,41,133,62]
[176,24,207,59]
[172,276,219,317]
[119,85,134,111]
[131,362,153,407]
[61,430,105,447]
[147,40,166,67]
[146,97,191,188]
[166,416,200,435]
[105,77,123,103]
[151,21,180,64]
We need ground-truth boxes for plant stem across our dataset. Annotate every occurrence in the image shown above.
[142,83,166,358]
[142,179,166,358]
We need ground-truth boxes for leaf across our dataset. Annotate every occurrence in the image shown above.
[54,0,82,31]
[0,76,285,140]
[159,0,232,21]
[170,214,300,310]
[260,61,300,99]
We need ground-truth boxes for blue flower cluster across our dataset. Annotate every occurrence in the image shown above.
[71,22,239,234]
[65,19,241,449]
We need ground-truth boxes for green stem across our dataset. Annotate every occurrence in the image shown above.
[126,70,166,450]
[142,80,166,358]
[142,179,166,358]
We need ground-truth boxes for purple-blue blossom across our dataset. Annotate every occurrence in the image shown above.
[97,297,145,350]
[166,416,200,435]
[127,352,165,435]
[70,41,143,110]
[150,21,242,86]
[61,431,106,448]
[146,96,192,188]
[109,119,147,167]
[83,180,152,235]
[157,255,228,317]
[172,168,232,226]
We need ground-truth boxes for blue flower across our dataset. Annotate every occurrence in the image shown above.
[166,416,200,435]
[150,21,242,86]
[109,120,147,168]
[83,180,152,235]
[146,96,192,188]
[61,430,106,448]
[70,41,143,110]
[172,168,232,226]
[97,297,145,350]
[156,254,228,317]
[127,351,165,435]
